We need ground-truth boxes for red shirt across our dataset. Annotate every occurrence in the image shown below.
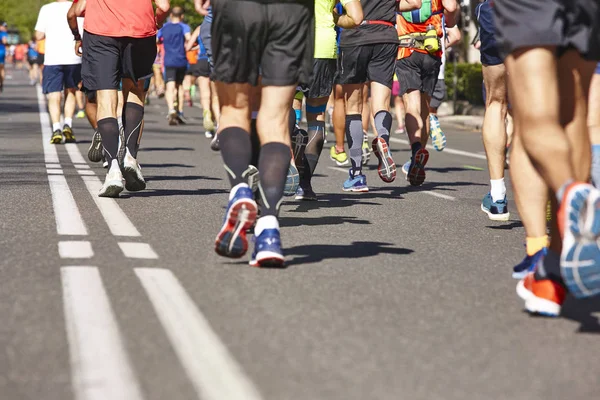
[83,0,156,38]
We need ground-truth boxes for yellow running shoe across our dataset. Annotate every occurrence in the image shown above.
[330,146,349,166]
[546,200,552,222]
[63,125,76,143]
[76,110,86,119]
[203,109,215,132]
[50,129,63,144]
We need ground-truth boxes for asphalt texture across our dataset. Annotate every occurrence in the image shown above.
[1,67,600,400]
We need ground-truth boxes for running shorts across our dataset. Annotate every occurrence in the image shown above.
[196,58,210,78]
[429,79,447,109]
[186,62,201,77]
[165,66,186,84]
[394,52,442,97]
[337,43,397,89]
[494,0,600,61]
[42,64,82,94]
[211,0,314,86]
[300,58,336,99]
[81,31,156,91]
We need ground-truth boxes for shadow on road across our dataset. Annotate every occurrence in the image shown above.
[486,221,524,230]
[561,296,600,334]
[142,163,196,168]
[140,147,195,152]
[285,241,413,266]
[428,166,479,173]
[120,187,228,198]
[146,175,221,182]
[281,215,370,228]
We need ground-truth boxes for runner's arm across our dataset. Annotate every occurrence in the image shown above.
[154,0,171,26]
[398,0,422,12]
[334,0,364,29]
[445,25,461,47]
[186,26,201,52]
[67,0,84,56]
[441,0,458,27]
[194,0,210,16]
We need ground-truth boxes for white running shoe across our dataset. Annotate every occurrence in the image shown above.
[99,160,124,197]
[122,148,146,192]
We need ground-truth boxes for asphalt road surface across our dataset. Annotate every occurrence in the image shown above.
[1,67,599,400]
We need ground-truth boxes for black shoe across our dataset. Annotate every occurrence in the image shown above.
[88,130,103,162]
[63,125,76,143]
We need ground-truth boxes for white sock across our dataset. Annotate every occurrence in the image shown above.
[255,215,279,237]
[490,178,506,202]
[52,122,62,132]
[64,117,73,128]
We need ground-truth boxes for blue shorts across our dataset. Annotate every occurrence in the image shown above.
[42,64,82,94]
[0,51,5,65]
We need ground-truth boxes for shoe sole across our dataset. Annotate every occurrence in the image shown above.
[407,149,429,186]
[292,130,308,176]
[430,129,446,152]
[64,137,76,143]
[98,181,124,198]
[50,136,62,144]
[560,186,600,298]
[342,186,369,193]
[168,115,179,126]
[330,155,350,167]
[480,204,510,221]
[205,131,214,139]
[284,164,300,196]
[250,251,285,268]
[203,114,215,132]
[372,138,396,183]
[215,199,258,258]
[295,194,317,201]
[123,166,146,192]
[88,132,103,162]
[516,279,560,317]
[361,144,371,166]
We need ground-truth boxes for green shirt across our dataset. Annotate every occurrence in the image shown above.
[315,0,355,59]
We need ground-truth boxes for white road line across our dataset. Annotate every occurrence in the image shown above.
[328,166,350,174]
[388,137,487,160]
[80,175,141,237]
[65,144,88,165]
[48,175,88,235]
[118,243,158,259]
[36,85,59,164]
[59,241,94,258]
[77,170,96,176]
[74,163,91,170]
[61,267,144,400]
[47,169,64,175]
[46,163,61,169]
[136,268,263,400]
[423,191,456,201]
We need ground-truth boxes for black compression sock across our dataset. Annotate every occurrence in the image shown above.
[411,142,422,155]
[97,118,120,164]
[219,127,252,186]
[123,103,144,158]
[250,119,261,167]
[258,142,291,217]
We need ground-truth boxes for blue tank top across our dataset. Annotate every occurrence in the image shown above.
[198,35,208,60]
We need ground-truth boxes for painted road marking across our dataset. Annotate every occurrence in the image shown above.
[118,242,159,259]
[47,175,88,236]
[389,137,487,160]
[59,241,94,259]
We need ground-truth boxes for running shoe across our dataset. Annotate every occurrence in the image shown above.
[177,112,187,125]
[243,165,260,194]
[372,137,396,183]
[215,184,257,258]
[558,183,600,298]
[330,146,350,166]
[516,271,566,317]
[168,111,179,126]
[394,127,405,135]
[205,130,214,139]
[401,159,410,176]
[361,135,371,165]
[98,160,124,198]
[291,128,308,176]
[512,248,547,280]
[50,129,62,144]
[343,169,368,192]
[118,125,126,166]
[122,148,146,192]
[250,226,285,268]
[295,181,317,201]
[76,110,86,119]
[63,125,76,143]
[407,148,429,186]
[88,130,103,162]
[481,193,510,221]
[203,109,215,132]
[210,134,220,151]
[429,114,446,151]
[102,156,108,168]
[284,162,300,196]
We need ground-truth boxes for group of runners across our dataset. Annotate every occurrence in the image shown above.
[15,0,600,318]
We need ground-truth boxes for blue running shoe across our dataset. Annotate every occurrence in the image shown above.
[559,183,600,298]
[215,184,258,258]
[343,169,368,192]
[401,159,410,177]
[429,114,446,151]
[407,148,429,186]
[512,248,547,280]
[481,193,510,221]
[250,227,285,268]
[295,181,317,201]
[284,162,300,196]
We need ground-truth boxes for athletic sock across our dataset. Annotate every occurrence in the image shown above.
[304,121,326,180]
[411,141,422,155]
[526,235,548,256]
[250,118,261,168]
[97,118,120,165]
[490,178,506,202]
[374,110,392,145]
[52,122,61,132]
[591,144,600,188]
[258,142,291,217]
[288,108,297,139]
[219,127,252,186]
[345,114,363,175]
[122,103,144,158]
[64,118,73,128]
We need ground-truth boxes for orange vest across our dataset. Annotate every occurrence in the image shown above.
[397,0,444,60]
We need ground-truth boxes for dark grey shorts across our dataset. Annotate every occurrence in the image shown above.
[395,52,442,97]
[494,0,600,61]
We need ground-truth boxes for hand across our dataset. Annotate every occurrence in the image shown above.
[474,40,481,50]
[75,40,82,57]
[194,0,211,16]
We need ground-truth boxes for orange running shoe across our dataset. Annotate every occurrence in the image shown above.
[516,272,566,317]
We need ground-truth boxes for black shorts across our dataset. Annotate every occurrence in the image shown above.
[211,0,314,86]
[165,66,186,83]
[494,0,600,61]
[27,57,38,66]
[337,43,397,89]
[301,58,336,99]
[81,31,156,91]
[36,54,44,65]
[429,79,446,108]
[395,52,442,97]
[196,58,210,78]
